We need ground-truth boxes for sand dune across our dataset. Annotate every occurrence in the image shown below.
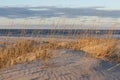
[0,49,120,80]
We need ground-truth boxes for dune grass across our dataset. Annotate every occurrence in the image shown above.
[0,30,120,69]
[0,39,53,69]
[46,36,120,62]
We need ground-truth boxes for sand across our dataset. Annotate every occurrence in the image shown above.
[0,49,120,80]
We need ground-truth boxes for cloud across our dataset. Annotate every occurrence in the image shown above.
[0,6,120,19]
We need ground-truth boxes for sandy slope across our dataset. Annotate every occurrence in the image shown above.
[0,49,120,80]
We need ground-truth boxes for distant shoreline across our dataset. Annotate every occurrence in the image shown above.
[0,29,120,37]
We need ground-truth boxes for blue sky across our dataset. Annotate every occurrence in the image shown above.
[0,0,120,29]
[0,0,120,10]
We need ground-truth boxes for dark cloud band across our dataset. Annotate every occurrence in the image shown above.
[0,6,120,18]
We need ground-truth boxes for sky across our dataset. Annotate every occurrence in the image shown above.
[0,0,120,29]
[0,0,119,10]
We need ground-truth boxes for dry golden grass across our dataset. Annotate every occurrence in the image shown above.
[0,39,54,69]
[42,35,120,62]
[1,17,119,70]
[0,31,120,69]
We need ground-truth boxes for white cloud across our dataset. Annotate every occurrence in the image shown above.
[28,8,49,11]
[0,16,120,29]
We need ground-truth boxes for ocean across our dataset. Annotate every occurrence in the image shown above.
[0,29,120,37]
